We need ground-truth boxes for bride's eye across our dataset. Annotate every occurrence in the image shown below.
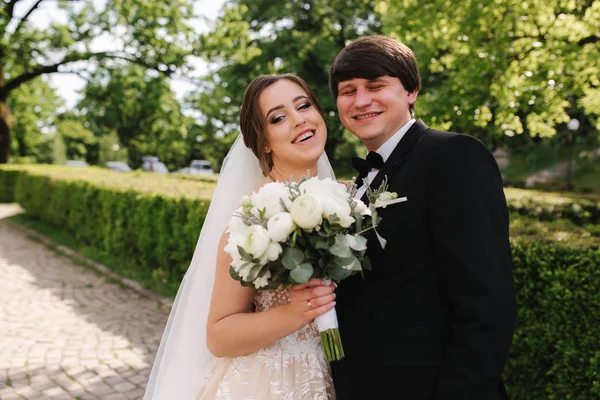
[297,102,312,111]
[270,114,285,124]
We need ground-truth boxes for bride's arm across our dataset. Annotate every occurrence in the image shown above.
[206,232,336,358]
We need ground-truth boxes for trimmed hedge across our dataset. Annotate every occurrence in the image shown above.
[505,188,600,225]
[506,240,599,399]
[1,166,599,397]
[3,166,211,294]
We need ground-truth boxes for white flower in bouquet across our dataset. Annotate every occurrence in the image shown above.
[254,270,272,289]
[267,212,296,242]
[352,199,370,216]
[223,231,245,259]
[251,182,293,219]
[259,241,283,265]
[243,225,271,258]
[290,194,323,230]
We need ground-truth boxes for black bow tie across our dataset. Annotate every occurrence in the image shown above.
[352,152,384,177]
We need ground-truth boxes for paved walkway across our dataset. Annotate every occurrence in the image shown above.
[0,205,171,399]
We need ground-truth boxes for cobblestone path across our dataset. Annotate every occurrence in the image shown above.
[0,205,171,399]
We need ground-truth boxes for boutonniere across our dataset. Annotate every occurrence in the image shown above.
[361,177,406,248]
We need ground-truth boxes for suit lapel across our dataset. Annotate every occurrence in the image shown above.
[361,119,429,203]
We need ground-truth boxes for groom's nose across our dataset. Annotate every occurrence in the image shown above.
[354,87,373,108]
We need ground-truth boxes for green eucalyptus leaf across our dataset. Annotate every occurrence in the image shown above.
[237,245,253,262]
[330,234,352,258]
[346,234,367,251]
[282,247,305,270]
[290,263,314,284]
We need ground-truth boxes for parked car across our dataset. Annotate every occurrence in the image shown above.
[177,159,214,175]
[142,156,168,173]
[106,161,132,172]
[66,160,88,167]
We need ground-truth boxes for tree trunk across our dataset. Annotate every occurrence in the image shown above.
[0,100,10,163]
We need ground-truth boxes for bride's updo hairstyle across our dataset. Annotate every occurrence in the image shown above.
[240,74,327,175]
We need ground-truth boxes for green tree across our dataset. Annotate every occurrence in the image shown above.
[379,0,600,146]
[56,119,97,162]
[78,65,189,170]
[192,0,382,172]
[9,76,61,160]
[0,0,197,163]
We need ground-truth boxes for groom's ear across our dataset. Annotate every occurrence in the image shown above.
[408,90,418,104]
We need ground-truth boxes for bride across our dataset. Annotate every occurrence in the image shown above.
[144,74,337,399]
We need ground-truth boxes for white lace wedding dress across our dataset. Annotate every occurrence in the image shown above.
[196,287,336,399]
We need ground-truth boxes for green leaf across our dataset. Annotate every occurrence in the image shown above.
[237,245,253,262]
[246,263,263,282]
[328,263,354,281]
[346,234,367,251]
[282,247,305,270]
[330,234,352,257]
[290,263,314,284]
[334,255,362,271]
[362,256,372,271]
[289,230,298,247]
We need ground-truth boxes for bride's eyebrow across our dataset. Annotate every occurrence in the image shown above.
[265,95,309,118]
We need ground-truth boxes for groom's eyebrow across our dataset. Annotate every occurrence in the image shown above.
[265,95,309,118]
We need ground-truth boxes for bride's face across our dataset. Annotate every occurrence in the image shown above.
[259,79,327,172]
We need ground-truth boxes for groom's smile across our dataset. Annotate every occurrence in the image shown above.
[336,75,417,151]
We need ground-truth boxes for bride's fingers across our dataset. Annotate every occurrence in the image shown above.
[290,285,334,304]
[307,300,336,320]
[290,278,325,292]
[305,292,336,311]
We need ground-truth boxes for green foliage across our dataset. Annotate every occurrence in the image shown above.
[505,188,600,225]
[97,131,129,166]
[506,240,599,399]
[8,77,62,159]
[191,0,382,171]
[78,65,190,169]
[1,0,198,162]
[56,120,98,163]
[379,0,600,144]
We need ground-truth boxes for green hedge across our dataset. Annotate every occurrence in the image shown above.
[506,240,599,399]
[4,167,211,294]
[0,168,19,202]
[505,188,600,225]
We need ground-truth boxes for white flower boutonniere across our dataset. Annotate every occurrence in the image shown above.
[374,191,408,208]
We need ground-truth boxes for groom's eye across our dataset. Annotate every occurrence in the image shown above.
[369,85,384,91]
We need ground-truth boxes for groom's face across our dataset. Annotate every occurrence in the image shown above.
[336,75,417,151]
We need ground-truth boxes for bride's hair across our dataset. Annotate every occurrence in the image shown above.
[240,74,327,175]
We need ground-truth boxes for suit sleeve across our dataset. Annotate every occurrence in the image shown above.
[428,135,516,399]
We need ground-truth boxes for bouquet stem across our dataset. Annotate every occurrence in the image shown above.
[315,306,345,361]
[319,328,345,361]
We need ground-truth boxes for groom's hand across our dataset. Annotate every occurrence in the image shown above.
[289,278,337,323]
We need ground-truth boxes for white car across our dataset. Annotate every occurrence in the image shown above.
[106,161,132,172]
[66,160,88,167]
[142,156,168,173]
[178,160,214,175]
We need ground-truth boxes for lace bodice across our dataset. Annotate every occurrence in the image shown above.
[197,287,335,399]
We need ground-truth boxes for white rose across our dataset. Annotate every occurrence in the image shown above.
[290,194,323,231]
[223,233,245,259]
[319,195,353,227]
[301,177,350,202]
[259,241,283,265]
[353,199,371,216]
[242,225,271,259]
[237,261,255,280]
[227,208,248,237]
[254,269,272,289]
[267,212,296,242]
[251,182,292,219]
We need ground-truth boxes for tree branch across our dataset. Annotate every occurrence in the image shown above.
[578,34,599,46]
[1,51,172,100]
[13,0,44,37]
[5,0,21,20]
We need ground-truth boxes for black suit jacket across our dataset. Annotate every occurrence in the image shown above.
[332,120,516,400]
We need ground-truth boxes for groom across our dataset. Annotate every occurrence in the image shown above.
[329,35,517,399]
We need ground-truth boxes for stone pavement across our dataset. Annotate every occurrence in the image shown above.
[0,205,172,399]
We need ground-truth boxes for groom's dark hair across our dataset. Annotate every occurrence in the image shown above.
[329,35,421,115]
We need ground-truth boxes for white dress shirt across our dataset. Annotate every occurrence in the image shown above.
[355,119,416,200]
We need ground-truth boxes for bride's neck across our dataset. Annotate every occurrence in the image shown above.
[268,164,318,182]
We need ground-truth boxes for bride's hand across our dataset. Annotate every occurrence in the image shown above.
[288,278,337,323]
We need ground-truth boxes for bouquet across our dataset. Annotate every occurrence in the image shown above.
[224,175,399,361]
